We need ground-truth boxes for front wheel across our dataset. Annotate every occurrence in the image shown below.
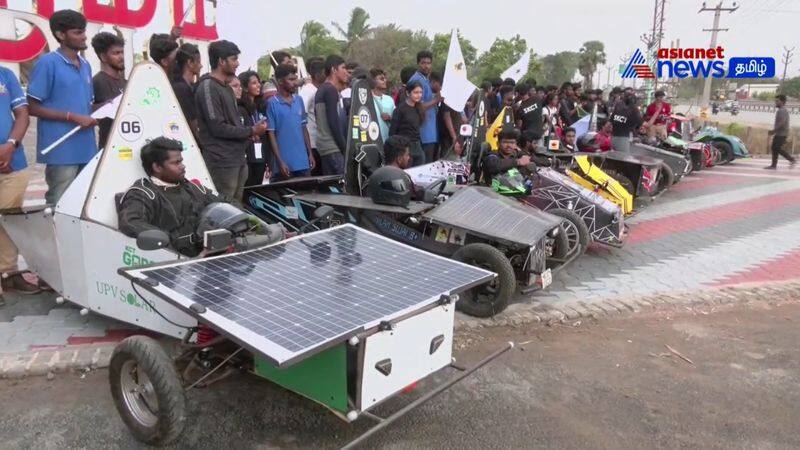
[110,336,187,446]
[452,244,515,317]
[603,168,635,197]
[657,162,675,192]
[548,208,590,255]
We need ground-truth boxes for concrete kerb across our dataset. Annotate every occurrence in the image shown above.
[0,344,114,380]
[455,280,800,330]
[3,281,799,380]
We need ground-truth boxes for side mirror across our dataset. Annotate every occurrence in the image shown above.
[423,178,447,204]
[136,229,170,251]
[459,124,473,137]
[313,205,335,220]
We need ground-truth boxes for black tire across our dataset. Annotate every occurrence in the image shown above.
[110,336,186,446]
[603,168,635,196]
[548,208,590,255]
[452,243,515,317]
[657,162,675,192]
[691,151,704,172]
[712,140,734,164]
[549,224,571,260]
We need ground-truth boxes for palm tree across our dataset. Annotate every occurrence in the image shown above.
[298,20,342,58]
[578,41,607,88]
[332,7,371,56]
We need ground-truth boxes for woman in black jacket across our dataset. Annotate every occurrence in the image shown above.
[389,80,426,167]
[237,70,270,189]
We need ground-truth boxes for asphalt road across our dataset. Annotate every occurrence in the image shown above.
[674,103,779,127]
[1,298,799,449]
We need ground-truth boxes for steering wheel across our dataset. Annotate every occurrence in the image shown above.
[423,177,447,203]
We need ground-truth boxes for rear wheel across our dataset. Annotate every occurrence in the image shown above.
[452,244,515,317]
[604,168,635,196]
[110,336,186,446]
[657,162,675,192]
[712,140,734,164]
[548,208,590,255]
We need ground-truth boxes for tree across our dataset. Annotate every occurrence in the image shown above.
[348,24,431,84]
[779,76,800,99]
[473,35,539,83]
[256,55,272,82]
[295,21,343,59]
[430,31,477,75]
[537,51,580,86]
[332,7,371,56]
[578,41,606,88]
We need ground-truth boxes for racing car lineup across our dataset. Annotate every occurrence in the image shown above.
[0,64,751,448]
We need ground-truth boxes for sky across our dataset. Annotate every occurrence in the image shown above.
[8,0,800,81]
[217,0,800,80]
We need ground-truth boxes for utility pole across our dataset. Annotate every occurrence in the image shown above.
[619,53,631,88]
[781,46,795,82]
[698,1,738,111]
[640,0,667,103]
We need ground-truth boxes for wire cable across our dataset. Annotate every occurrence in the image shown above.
[130,280,195,330]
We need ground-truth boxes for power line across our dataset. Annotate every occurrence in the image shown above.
[698,1,739,109]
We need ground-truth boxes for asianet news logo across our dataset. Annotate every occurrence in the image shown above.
[621,47,775,79]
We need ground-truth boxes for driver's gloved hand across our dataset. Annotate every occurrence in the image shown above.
[248,215,287,242]
[258,223,288,244]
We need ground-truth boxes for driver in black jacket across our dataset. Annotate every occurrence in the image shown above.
[481,127,531,184]
[118,137,283,256]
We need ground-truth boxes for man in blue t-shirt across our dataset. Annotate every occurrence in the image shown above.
[0,68,41,303]
[27,10,98,205]
[267,64,314,181]
[408,50,442,163]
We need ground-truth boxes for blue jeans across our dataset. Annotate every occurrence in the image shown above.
[45,164,85,205]
[271,169,311,182]
[320,153,345,175]
[208,164,248,204]
[422,142,438,163]
[409,141,425,167]
[611,136,631,153]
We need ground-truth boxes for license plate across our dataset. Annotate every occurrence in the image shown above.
[539,269,552,289]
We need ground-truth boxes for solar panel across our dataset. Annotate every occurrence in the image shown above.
[121,224,493,367]
[424,186,562,246]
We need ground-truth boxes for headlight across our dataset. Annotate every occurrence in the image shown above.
[548,227,560,238]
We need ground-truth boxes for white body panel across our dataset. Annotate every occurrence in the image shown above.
[359,304,455,411]
[0,211,63,293]
[81,222,195,338]
[0,61,206,336]
[54,214,88,308]
[83,62,215,229]
[404,160,470,193]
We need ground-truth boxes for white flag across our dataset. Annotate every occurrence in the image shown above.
[41,94,123,155]
[441,29,478,112]
[571,114,592,138]
[92,94,123,119]
[500,51,531,83]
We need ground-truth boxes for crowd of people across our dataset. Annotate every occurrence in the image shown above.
[0,9,795,303]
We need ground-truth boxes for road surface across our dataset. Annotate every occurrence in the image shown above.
[2,295,799,449]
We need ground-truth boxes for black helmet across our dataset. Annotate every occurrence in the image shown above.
[197,202,251,236]
[577,132,602,153]
[367,166,412,207]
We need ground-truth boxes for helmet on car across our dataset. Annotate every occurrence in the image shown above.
[577,132,602,153]
[197,202,251,236]
[491,168,528,196]
[367,166,412,207]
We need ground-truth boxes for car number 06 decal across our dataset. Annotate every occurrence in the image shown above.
[119,114,143,142]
